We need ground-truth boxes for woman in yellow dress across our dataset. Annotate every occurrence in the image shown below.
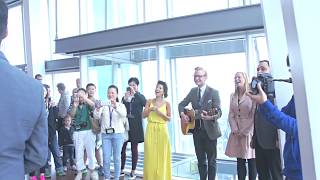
[143,80,172,180]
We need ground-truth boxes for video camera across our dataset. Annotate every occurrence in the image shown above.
[75,121,88,130]
[250,73,275,99]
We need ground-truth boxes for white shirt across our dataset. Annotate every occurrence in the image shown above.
[93,102,129,133]
[199,84,207,99]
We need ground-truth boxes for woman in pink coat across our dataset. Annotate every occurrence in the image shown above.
[225,72,257,180]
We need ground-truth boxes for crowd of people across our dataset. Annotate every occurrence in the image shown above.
[0,0,302,179]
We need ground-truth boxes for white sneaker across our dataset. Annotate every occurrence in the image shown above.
[90,171,99,180]
[74,172,82,180]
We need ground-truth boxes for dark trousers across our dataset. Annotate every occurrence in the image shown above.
[57,117,64,146]
[63,145,75,166]
[256,142,283,180]
[121,141,138,170]
[237,158,257,180]
[193,129,217,180]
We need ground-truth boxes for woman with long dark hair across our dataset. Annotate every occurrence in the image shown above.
[143,81,172,180]
[94,85,129,180]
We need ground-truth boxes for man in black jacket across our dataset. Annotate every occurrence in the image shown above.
[253,61,282,180]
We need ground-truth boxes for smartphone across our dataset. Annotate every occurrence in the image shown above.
[100,100,112,106]
[126,87,131,92]
[95,100,102,108]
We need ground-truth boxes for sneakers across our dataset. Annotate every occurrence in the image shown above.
[39,174,45,180]
[63,166,68,172]
[56,169,66,176]
[90,171,99,180]
[98,165,104,176]
[128,172,136,179]
[44,168,51,178]
[120,171,125,177]
[74,172,82,180]
[29,176,37,180]
[81,168,88,176]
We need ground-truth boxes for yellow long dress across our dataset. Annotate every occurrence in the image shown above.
[143,101,172,180]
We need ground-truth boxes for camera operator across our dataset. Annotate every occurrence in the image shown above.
[247,81,301,180]
[252,60,283,180]
[69,88,98,180]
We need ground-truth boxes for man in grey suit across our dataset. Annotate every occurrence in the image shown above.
[179,67,222,180]
[0,1,48,179]
[253,60,282,180]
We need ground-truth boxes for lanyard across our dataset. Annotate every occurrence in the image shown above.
[108,106,114,127]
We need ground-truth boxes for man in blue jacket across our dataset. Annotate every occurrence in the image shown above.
[248,83,302,180]
[0,1,48,179]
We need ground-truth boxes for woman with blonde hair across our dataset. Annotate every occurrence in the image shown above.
[225,72,257,180]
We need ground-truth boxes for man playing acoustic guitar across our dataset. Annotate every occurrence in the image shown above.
[178,67,222,180]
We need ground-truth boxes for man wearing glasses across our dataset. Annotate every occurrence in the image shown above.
[179,67,222,180]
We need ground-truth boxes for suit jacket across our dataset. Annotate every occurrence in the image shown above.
[178,85,222,140]
[0,51,48,179]
[254,104,279,149]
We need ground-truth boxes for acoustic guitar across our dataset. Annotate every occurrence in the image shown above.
[181,100,219,135]
[181,109,196,135]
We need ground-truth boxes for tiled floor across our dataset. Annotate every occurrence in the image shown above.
[44,170,142,180]
[25,151,237,180]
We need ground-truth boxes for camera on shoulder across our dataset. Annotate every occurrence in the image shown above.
[250,73,275,99]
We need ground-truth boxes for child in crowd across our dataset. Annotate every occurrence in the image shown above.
[59,114,76,171]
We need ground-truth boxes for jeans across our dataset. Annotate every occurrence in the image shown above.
[46,133,63,171]
[102,133,124,180]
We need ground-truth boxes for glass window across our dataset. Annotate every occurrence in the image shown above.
[86,48,157,101]
[87,60,113,101]
[171,0,229,17]
[254,36,269,60]
[145,0,168,22]
[44,72,80,103]
[80,0,106,34]
[106,0,144,29]
[75,31,269,179]
[168,53,247,158]
[229,0,245,8]
[54,0,261,37]
[246,0,261,5]
[0,5,25,65]
[57,0,79,38]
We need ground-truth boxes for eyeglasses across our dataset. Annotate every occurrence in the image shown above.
[193,75,206,78]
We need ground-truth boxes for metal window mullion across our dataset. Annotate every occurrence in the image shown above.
[22,0,33,75]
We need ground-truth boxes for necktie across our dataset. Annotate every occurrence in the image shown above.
[198,88,201,105]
